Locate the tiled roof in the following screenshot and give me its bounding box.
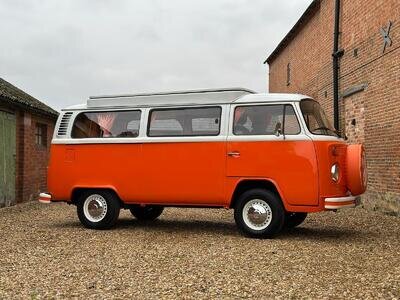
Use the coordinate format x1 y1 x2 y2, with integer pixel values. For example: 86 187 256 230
0 77 58 117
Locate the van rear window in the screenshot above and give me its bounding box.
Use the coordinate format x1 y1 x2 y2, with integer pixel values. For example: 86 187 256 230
71 110 141 138
148 107 221 137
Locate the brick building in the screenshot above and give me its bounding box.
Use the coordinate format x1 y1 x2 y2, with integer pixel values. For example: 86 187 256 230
265 0 400 213
0 78 58 207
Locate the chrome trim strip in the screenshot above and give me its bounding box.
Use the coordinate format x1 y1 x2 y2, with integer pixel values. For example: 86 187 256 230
325 203 356 209
39 193 51 199
51 136 228 144
39 199 51 204
52 135 312 144
325 196 358 203
39 193 52 204
227 135 310 142
324 195 361 210
308 135 344 141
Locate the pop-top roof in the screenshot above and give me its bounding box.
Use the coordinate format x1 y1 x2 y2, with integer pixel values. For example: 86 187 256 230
63 88 310 111
86 88 255 108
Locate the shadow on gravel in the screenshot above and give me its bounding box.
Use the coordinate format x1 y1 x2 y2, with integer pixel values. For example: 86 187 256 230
279 226 363 241
52 218 363 241
51 218 238 236
116 218 239 236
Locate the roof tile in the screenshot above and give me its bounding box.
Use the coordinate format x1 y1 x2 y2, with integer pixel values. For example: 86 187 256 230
0 78 58 117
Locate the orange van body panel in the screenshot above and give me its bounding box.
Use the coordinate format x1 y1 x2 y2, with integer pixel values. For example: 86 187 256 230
139 142 226 204
48 142 226 205
223 177 324 212
312 141 348 199
226 140 319 206
47 138 356 213
48 144 142 201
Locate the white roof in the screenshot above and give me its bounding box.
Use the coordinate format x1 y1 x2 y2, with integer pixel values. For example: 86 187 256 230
62 88 310 111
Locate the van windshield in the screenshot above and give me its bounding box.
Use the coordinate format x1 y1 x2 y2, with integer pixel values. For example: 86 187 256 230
300 99 339 137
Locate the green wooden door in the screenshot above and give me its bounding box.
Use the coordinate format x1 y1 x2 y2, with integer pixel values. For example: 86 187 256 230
0 111 16 207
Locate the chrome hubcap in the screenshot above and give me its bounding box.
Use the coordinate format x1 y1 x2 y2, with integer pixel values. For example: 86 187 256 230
243 199 272 230
83 194 108 222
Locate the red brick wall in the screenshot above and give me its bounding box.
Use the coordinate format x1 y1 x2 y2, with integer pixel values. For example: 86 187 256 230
268 0 400 212
1 103 55 205
18 111 55 203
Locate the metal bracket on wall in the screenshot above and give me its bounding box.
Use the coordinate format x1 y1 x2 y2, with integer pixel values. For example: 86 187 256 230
380 21 393 53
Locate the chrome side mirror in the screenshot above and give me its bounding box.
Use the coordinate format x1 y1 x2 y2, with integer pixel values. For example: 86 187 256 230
274 122 282 137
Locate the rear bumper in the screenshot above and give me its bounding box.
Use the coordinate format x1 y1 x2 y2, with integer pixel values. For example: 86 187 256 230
39 193 52 204
324 195 361 210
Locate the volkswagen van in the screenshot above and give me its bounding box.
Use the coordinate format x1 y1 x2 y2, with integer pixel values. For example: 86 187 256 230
39 88 367 238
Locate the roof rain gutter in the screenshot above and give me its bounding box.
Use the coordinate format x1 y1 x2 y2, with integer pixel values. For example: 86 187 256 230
332 0 344 130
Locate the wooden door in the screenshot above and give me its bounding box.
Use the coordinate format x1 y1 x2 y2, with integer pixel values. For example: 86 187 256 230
0 111 16 207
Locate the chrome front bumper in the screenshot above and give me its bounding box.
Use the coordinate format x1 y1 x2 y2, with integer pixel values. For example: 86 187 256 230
324 195 361 210
39 193 52 204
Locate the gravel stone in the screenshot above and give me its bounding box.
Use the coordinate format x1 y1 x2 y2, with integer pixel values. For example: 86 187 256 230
0 202 399 299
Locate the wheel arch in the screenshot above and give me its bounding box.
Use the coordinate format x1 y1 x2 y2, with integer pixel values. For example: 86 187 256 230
229 179 286 209
71 186 122 206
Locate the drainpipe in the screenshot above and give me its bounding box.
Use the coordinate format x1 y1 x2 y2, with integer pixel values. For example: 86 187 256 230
332 0 344 131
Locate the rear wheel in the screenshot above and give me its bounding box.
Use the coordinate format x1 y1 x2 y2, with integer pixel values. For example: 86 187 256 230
77 190 120 229
234 189 285 238
284 212 307 229
130 205 164 221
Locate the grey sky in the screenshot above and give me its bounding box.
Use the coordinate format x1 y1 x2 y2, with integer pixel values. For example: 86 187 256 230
0 0 312 110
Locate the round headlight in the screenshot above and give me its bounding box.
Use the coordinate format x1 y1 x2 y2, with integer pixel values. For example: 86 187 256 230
331 163 340 182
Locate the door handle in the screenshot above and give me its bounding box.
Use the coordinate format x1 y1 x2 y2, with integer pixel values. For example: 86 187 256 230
227 151 240 157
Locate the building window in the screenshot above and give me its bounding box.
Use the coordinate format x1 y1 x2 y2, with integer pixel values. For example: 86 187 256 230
286 63 291 86
35 123 47 146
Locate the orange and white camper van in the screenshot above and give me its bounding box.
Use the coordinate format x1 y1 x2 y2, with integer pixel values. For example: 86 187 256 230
39 88 367 238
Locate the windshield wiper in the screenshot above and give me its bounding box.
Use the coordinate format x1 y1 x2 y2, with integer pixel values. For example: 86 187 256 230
312 126 340 137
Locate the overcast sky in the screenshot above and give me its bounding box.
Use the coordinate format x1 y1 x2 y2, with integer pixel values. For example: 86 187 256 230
0 0 312 111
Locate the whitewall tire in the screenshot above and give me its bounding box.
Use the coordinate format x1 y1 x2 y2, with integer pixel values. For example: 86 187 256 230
234 189 285 238
77 190 120 229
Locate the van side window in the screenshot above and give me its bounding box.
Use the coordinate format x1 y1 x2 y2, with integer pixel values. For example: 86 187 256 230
233 105 300 135
71 110 141 138
284 105 301 135
148 107 221 137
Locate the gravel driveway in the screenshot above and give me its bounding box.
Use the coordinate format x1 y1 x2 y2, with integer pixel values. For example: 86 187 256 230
0 202 399 299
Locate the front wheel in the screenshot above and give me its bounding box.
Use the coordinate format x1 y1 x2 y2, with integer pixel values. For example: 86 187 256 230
130 205 164 221
234 189 285 239
77 190 120 229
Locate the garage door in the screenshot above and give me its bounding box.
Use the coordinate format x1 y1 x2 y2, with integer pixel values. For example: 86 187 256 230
0 111 16 207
